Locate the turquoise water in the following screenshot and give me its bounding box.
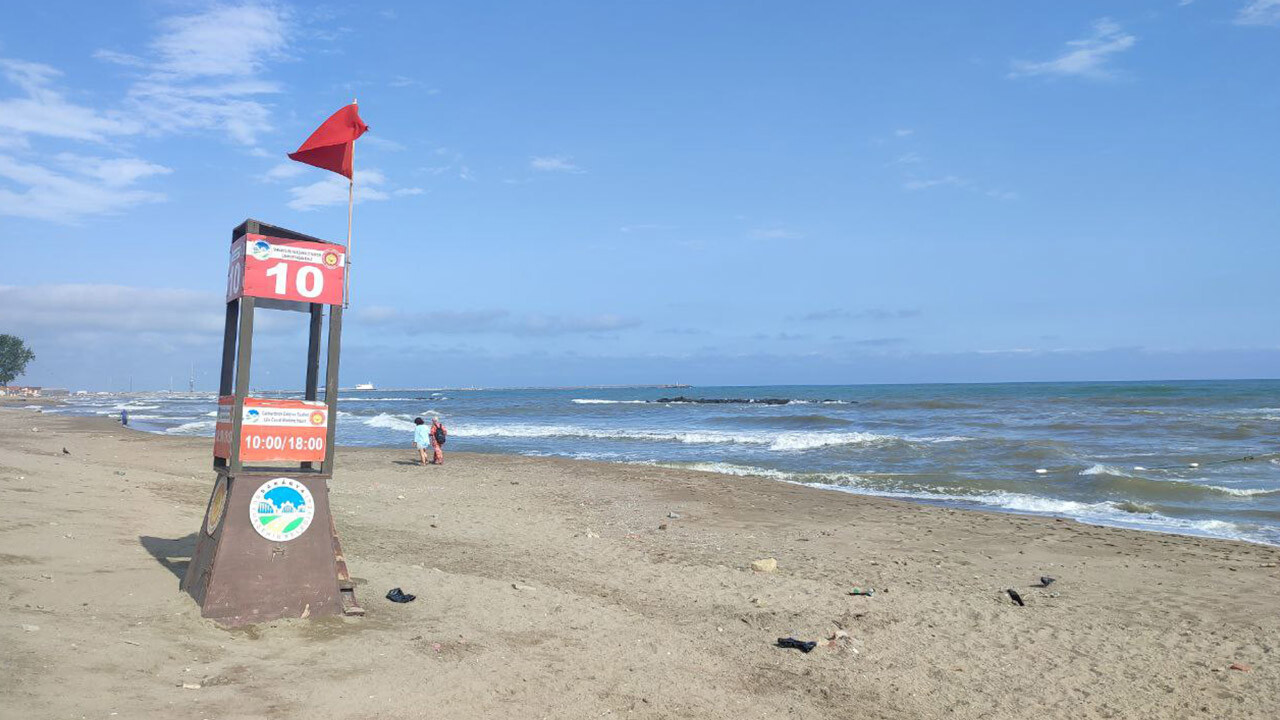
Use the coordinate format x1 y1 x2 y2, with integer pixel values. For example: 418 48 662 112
52 380 1280 545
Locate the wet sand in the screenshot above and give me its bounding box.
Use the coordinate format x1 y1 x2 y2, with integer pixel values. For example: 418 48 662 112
2 408 1278 719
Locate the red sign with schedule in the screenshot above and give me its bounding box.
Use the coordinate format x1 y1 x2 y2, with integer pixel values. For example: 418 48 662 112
213 396 329 463
227 233 346 306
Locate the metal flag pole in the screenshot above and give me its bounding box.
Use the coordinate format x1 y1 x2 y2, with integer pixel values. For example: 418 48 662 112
344 99 357 309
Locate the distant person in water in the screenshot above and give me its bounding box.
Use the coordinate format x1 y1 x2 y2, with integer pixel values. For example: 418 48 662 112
431 418 447 465
412 417 432 466
120 408 129 426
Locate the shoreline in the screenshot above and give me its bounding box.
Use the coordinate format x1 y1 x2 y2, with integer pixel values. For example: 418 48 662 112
22 398 1280 548
2 408 1278 718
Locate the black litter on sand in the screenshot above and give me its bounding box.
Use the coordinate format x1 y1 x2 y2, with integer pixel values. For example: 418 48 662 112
776 637 818 653
386 587 416 603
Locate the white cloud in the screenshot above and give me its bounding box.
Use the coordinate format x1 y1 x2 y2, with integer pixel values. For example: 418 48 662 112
361 134 407 152
287 168 420 210
894 128 914 137
1236 0 1280 25
264 161 306 181
3 4 290 148
0 4 294 223
359 306 641 336
0 284 225 335
95 3 292 146
750 227 803 240
0 59 141 142
150 4 290 78
0 154 169 223
530 155 585 173
53 153 172 187
903 175 968 191
1009 18 1136 79
0 284 296 383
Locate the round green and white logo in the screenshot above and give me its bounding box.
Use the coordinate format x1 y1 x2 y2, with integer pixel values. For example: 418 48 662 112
249 477 315 542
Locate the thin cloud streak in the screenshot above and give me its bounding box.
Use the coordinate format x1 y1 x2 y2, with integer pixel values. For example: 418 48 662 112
1009 18 1136 80
1235 0 1280 25
359 306 641 337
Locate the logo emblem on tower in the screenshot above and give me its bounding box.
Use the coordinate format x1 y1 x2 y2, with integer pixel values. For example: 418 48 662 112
250 239 272 261
249 478 315 542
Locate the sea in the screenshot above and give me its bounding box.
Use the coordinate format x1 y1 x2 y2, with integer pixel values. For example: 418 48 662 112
39 380 1280 546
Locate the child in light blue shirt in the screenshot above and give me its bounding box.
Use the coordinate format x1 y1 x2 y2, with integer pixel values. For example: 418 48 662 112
413 417 432 466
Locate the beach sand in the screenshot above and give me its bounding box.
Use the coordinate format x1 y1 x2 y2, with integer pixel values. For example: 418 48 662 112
2 409 1278 719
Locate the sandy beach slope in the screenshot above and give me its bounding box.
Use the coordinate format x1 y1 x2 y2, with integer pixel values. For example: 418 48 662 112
2 409 1278 719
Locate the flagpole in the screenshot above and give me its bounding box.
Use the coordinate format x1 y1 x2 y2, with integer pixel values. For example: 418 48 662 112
345 99 356 309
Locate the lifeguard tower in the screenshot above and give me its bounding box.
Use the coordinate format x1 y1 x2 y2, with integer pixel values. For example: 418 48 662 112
181 219 361 625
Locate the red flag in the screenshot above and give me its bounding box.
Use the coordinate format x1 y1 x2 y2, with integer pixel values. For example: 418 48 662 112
287 103 369 179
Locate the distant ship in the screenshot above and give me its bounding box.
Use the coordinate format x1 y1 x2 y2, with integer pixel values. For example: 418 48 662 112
354 382 375 390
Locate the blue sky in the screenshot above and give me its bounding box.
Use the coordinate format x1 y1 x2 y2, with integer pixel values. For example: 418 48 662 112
1 1 1277 390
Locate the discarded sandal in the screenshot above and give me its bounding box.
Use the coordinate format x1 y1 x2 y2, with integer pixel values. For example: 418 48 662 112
386 587 416 603
776 637 817 653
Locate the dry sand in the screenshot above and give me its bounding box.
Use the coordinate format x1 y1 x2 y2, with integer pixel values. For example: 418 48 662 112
2 408 1278 719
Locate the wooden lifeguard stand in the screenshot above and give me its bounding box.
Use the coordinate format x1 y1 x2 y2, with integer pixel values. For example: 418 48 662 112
181 219 362 625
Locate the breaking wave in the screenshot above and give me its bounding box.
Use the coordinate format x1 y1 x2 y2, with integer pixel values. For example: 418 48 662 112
163 420 217 435
642 461 1273 545
571 399 649 404
439 422 961 452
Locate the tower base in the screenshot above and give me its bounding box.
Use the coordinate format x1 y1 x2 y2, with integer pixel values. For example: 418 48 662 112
182 473 360 626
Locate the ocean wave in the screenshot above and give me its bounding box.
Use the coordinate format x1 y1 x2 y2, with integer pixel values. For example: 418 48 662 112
645 461 1274 545
163 420 217 435
802 481 1271 545
646 461 796 480
571 399 649 404
709 414 854 429
444 422 956 451
1203 485 1280 497
1080 463 1138 478
363 413 418 432
862 399 982 410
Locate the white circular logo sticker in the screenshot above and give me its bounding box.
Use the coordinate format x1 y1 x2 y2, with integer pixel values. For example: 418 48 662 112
249 477 315 542
249 239 272 261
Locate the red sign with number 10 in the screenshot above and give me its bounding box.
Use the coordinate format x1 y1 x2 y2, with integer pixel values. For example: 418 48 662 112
227 233 346 306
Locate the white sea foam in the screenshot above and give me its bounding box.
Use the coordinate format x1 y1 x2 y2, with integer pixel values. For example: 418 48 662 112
1080 463 1138 478
363 413 417 432
571 399 648 404
652 462 1274 546
443 422 949 451
802 481 1269 544
649 461 795 480
1203 485 1279 497
164 420 217 435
